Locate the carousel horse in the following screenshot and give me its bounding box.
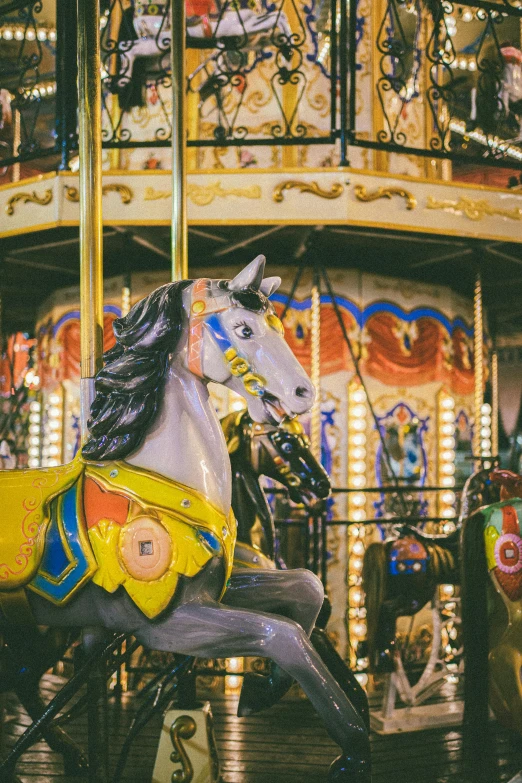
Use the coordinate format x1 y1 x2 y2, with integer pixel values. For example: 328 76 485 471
462 467 522 754
222 408 370 728
0 257 370 782
221 408 330 561
111 0 293 109
363 463 501 676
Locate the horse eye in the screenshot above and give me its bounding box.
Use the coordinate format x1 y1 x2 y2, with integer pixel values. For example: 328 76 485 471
282 442 293 453
235 324 253 339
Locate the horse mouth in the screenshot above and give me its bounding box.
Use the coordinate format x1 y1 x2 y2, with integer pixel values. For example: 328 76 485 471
262 392 287 425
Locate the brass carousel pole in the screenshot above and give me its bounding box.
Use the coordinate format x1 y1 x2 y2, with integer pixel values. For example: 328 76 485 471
491 349 499 458
170 0 188 281
310 272 321 462
77 0 104 439
473 272 484 467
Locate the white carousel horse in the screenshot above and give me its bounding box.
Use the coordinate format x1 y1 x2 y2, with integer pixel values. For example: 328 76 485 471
0 257 370 782
113 2 293 96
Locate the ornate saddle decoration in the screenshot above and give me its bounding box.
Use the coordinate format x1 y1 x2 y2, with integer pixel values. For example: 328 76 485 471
388 536 428 575
485 500 522 601
0 455 236 618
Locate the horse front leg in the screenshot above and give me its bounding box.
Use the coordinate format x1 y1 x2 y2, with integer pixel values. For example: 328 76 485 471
132 598 371 782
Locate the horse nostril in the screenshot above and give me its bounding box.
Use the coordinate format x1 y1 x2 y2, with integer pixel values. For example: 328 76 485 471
295 385 311 399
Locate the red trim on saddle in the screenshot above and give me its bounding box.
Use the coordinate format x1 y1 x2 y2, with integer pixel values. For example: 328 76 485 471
83 477 129 529
501 505 519 536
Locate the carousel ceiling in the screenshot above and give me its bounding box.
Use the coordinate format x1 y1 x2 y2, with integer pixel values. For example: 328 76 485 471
0 222 520 336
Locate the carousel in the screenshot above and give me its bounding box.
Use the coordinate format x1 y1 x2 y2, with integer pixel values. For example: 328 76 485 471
2 1 522 783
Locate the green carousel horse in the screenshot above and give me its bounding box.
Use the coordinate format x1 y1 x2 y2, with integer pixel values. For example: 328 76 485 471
0 257 370 782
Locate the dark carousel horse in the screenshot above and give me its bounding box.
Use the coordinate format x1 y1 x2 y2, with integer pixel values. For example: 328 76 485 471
221 408 370 728
363 463 501 675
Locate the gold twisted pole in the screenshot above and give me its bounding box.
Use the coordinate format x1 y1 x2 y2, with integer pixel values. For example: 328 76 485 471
491 349 499 457
77 0 104 438
310 281 321 461
170 0 188 281
473 273 484 465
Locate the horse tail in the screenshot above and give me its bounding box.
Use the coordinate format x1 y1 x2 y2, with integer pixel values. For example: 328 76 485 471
461 509 490 754
362 541 388 672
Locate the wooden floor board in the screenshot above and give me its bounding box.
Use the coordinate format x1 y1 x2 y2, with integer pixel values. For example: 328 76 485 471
2 674 522 782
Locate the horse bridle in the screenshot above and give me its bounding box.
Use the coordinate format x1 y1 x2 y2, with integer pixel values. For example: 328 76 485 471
245 416 307 489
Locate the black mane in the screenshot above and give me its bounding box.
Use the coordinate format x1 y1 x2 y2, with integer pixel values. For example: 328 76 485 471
82 280 192 461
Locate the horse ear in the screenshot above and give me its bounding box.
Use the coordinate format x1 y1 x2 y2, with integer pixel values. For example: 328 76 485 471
228 255 266 291
260 276 281 297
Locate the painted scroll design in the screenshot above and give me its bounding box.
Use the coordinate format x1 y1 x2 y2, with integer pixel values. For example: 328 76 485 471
6 188 53 215
426 195 522 222
354 184 417 210
273 179 344 203
64 184 133 204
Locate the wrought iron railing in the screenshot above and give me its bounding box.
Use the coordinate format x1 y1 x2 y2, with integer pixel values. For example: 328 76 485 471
2 0 522 175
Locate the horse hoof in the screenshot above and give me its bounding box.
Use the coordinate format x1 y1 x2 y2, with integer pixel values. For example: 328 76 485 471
328 754 372 782
237 673 274 717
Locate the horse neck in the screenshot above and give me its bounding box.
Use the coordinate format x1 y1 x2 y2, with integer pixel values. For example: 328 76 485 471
126 358 232 516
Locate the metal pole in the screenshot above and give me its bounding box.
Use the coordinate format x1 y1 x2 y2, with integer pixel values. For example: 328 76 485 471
310 272 322 462
491 350 499 457
56 0 78 171
473 273 484 465
339 0 348 166
77 0 104 438
170 0 188 281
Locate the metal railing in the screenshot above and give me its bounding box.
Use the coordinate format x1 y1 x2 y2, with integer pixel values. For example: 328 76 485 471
2 0 522 175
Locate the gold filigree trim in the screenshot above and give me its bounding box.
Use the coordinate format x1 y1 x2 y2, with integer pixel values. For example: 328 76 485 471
64 184 133 204
6 189 53 216
169 715 197 783
354 184 416 210
426 195 522 222
273 180 344 203
188 181 262 206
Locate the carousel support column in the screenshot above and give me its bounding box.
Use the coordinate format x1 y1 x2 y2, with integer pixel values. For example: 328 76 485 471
310 267 322 575
56 0 77 171
492 349 499 458
12 107 20 182
77 0 104 437
170 0 188 281
473 271 484 469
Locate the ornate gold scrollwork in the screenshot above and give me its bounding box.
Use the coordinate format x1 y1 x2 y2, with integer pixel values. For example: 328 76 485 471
354 184 417 210
6 188 53 216
187 181 262 206
426 195 522 222
64 184 133 204
273 179 344 203
169 715 197 783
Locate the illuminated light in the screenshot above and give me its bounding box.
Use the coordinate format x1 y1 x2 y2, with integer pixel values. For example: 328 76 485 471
352 541 365 556
47 459 59 467
352 461 365 474
29 425 40 435
351 475 366 489
25 371 35 384
442 397 455 409
3 29 13 40
30 401 41 412
14 29 24 40
351 509 366 522
441 424 454 435
355 673 369 687
442 437 455 449
49 406 61 418
25 28 36 40
441 584 454 597
37 29 47 40
350 433 366 446
442 463 455 475
352 558 363 571
49 420 61 431
443 521 456 534
468 59 477 71
29 413 40 424
29 436 40 446
480 415 491 426
351 389 366 403
352 404 367 419
227 658 242 673
352 493 366 507
441 410 455 423
28 458 39 468
442 476 455 487
351 621 366 637
481 439 491 451
351 419 366 432
351 589 363 603
441 450 455 462
226 675 241 689
49 393 61 405
352 447 366 460
481 403 492 415
33 376 40 386
49 433 60 443
48 29 57 41
231 400 245 411
480 426 491 438
49 445 60 457
442 507 456 517
458 57 467 68
28 447 39 457
462 8 473 20
442 491 455 505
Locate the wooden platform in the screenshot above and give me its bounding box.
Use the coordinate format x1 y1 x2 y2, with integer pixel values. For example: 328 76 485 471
4 675 522 783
